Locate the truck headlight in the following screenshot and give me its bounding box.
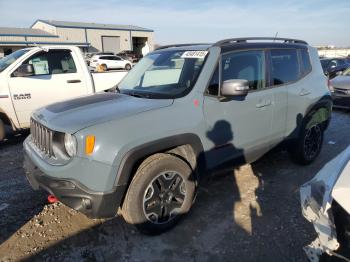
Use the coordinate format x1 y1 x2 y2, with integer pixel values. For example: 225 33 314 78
64 133 77 157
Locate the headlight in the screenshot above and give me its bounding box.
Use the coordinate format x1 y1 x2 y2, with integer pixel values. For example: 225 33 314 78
64 133 77 157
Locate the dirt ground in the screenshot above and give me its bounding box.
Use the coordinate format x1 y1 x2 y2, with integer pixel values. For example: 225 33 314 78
0 111 349 262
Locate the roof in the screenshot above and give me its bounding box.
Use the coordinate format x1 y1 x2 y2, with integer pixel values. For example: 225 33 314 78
35 20 154 32
0 27 58 38
155 44 212 51
155 38 309 52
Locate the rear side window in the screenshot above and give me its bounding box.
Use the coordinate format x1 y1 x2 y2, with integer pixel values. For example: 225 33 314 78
299 49 312 76
26 50 77 75
270 49 299 85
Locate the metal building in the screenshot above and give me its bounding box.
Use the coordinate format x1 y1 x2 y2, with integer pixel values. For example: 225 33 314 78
0 20 154 57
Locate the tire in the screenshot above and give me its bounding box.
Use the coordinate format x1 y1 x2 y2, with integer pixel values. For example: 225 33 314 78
122 153 196 235
0 119 5 141
125 64 131 70
289 114 324 165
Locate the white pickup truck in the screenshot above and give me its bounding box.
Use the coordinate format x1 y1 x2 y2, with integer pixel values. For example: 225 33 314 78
0 46 127 141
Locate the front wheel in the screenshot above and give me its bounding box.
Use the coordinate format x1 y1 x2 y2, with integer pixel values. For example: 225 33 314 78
122 153 196 235
125 64 131 70
289 117 324 165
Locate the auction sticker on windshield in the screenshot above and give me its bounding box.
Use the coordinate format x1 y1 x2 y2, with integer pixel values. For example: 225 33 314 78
181 51 208 59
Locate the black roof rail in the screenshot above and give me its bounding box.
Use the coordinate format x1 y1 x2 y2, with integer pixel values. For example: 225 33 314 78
155 43 211 50
213 37 308 46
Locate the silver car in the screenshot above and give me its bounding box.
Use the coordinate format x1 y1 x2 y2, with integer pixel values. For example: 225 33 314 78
330 67 350 108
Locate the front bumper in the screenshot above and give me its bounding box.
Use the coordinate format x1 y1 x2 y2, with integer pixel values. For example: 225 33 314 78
23 154 126 219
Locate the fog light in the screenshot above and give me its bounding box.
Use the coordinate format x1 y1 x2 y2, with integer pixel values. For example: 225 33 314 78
82 198 92 209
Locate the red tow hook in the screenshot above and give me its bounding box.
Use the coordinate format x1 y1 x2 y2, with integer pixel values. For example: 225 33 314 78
48 195 58 204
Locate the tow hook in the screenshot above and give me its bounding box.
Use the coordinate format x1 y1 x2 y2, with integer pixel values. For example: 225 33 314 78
47 195 58 204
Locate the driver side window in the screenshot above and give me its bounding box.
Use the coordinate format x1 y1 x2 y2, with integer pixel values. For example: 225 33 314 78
221 50 265 90
25 50 77 76
27 53 49 75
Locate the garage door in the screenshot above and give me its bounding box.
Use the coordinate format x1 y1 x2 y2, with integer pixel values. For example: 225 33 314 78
102 36 120 54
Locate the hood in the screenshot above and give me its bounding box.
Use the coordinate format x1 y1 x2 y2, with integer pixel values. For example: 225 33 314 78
32 92 173 133
330 75 350 89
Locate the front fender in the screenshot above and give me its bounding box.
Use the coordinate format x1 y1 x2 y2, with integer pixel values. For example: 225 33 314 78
113 133 205 187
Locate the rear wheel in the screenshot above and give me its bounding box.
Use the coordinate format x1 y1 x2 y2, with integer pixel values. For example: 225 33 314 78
0 119 5 141
289 115 324 165
122 153 196 235
125 64 131 70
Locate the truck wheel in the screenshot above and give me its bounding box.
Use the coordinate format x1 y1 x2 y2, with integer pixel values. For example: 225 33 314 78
125 64 131 70
122 153 196 235
289 115 324 165
0 119 5 141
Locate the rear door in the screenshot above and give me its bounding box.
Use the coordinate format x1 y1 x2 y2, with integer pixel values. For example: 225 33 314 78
273 48 312 137
8 49 88 127
203 49 275 168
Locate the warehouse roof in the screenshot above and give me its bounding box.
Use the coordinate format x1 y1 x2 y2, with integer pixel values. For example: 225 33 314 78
0 27 58 37
35 20 154 32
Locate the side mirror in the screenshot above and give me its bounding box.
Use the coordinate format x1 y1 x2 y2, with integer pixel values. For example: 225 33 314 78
221 79 249 96
13 64 34 77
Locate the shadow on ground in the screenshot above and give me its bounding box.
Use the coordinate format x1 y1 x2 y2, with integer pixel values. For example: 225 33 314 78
0 111 349 261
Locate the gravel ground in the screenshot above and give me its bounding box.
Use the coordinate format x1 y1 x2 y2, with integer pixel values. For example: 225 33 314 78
0 111 349 262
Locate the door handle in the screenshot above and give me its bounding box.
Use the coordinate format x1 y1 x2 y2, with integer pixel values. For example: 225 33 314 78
299 89 311 96
256 100 266 108
264 99 272 106
67 79 81 83
256 99 272 108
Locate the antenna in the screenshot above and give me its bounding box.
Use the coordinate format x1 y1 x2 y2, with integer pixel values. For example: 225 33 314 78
273 32 278 42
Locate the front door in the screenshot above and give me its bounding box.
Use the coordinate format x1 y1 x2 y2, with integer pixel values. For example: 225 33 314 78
203 49 275 169
8 49 88 128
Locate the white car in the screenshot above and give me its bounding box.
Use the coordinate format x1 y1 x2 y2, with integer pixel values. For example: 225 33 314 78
90 55 132 71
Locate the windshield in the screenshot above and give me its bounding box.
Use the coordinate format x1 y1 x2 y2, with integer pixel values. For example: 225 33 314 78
0 49 30 73
118 50 208 99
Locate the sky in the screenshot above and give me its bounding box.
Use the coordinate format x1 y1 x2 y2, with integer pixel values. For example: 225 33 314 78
0 0 349 47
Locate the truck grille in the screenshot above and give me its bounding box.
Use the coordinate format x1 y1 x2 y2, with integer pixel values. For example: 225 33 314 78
30 118 54 157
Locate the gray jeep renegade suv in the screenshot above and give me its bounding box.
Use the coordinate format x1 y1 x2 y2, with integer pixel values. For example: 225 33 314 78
24 37 332 234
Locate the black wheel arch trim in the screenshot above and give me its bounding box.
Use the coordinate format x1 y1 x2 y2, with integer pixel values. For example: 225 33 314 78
304 94 332 130
304 94 332 119
286 95 332 141
114 133 206 188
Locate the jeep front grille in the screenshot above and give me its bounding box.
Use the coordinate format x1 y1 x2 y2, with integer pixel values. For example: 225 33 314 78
30 118 54 157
